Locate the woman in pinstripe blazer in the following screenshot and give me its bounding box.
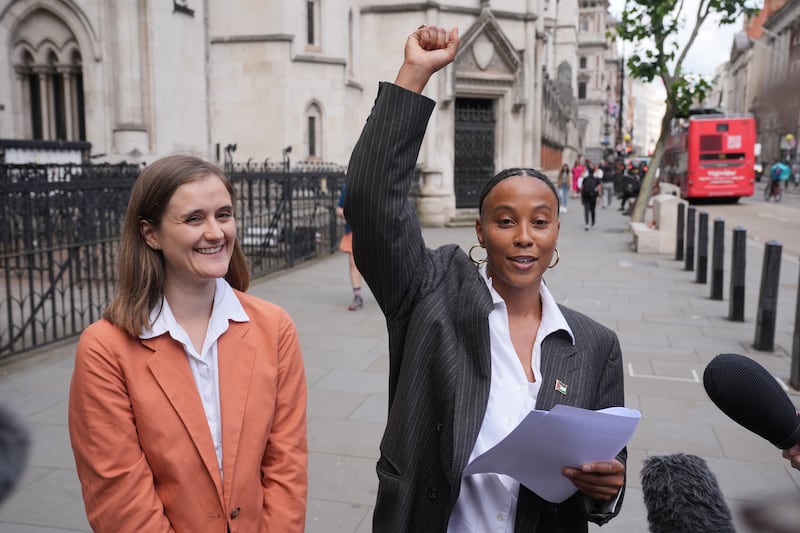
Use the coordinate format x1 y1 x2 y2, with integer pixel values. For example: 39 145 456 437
345 26 626 533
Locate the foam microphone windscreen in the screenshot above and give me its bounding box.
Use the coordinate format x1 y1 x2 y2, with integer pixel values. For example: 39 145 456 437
703 353 800 449
640 453 734 533
0 404 30 505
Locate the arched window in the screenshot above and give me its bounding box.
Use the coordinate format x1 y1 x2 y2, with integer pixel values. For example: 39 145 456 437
11 9 86 141
306 102 322 160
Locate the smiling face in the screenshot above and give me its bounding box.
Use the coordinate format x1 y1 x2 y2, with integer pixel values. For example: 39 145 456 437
141 174 236 292
476 175 560 301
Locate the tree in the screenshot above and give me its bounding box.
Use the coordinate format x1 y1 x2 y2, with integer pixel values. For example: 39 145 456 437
613 0 759 222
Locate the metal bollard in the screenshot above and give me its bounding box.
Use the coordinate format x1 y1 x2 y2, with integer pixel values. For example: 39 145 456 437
676 202 685 261
753 240 782 351
792 266 800 389
684 205 696 272
696 211 709 284
728 227 746 322
710 218 724 300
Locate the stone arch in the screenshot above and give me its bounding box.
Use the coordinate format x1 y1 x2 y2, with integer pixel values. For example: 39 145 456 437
1 0 100 61
6 4 88 141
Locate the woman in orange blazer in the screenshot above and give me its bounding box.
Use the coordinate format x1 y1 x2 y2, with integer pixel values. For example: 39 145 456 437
68 155 307 533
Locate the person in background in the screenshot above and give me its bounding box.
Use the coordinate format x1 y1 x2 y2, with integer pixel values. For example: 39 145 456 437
69 155 308 533
345 25 626 533
571 159 585 199
580 165 602 230
618 172 640 214
336 185 364 310
766 160 789 200
556 163 571 213
601 162 615 209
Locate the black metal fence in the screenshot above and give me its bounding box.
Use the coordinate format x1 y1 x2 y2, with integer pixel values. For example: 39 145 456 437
0 161 346 359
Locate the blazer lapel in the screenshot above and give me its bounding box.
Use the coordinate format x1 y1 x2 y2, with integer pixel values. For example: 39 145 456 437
536 332 579 410
145 337 224 497
217 321 256 502
450 275 493 485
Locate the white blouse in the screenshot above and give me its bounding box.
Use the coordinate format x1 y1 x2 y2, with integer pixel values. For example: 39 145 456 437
447 265 574 533
140 278 250 480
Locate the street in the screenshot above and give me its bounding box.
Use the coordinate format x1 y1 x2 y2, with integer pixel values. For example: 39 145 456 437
681 185 800 259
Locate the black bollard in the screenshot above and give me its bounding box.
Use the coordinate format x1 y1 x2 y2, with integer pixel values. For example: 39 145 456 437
791 266 800 389
696 211 709 284
753 240 782 351
684 205 696 272
728 227 746 322
710 218 724 300
676 202 685 261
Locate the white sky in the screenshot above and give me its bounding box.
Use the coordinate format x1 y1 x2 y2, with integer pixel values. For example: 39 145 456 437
608 0 745 77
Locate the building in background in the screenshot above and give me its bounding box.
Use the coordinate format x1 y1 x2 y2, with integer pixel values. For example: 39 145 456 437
705 0 797 166
576 0 621 164
1 0 624 225
627 79 665 157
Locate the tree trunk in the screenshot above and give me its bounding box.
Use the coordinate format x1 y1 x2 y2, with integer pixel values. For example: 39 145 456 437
631 102 676 222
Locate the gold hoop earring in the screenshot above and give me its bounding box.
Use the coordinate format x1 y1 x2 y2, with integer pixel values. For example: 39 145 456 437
468 243 487 266
548 248 560 269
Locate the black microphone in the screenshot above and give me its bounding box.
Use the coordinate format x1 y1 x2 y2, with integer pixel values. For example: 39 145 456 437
0 405 30 505
640 453 735 533
703 352 800 449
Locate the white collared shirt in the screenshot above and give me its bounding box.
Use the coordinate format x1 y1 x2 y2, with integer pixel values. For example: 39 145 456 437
140 278 250 479
447 265 574 533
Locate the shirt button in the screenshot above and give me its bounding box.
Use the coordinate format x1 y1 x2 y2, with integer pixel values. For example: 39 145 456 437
427 488 437 500
230 507 241 519
497 511 507 521
435 421 443 432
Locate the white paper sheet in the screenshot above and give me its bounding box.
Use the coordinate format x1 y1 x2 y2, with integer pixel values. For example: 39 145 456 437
462 405 641 503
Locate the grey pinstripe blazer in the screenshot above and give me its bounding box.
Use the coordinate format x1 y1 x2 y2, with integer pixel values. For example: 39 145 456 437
346 82 626 533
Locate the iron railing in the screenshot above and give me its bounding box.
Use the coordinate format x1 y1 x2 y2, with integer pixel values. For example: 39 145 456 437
0 161 346 359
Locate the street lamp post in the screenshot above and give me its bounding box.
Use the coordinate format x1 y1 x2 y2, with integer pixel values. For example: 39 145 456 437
282 145 292 172
603 85 612 159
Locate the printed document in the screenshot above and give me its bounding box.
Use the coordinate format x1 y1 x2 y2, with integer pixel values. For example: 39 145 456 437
463 405 641 503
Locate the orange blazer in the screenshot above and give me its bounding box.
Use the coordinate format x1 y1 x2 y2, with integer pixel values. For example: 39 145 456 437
68 290 307 533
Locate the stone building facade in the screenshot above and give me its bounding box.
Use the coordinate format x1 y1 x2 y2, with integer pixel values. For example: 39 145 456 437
707 0 798 166
576 0 620 164
0 0 618 225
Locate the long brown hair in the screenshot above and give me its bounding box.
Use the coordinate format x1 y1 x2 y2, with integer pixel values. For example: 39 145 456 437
104 155 250 337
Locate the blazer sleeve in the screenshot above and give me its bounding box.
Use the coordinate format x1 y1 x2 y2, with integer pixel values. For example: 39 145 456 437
583 332 627 525
345 82 436 320
261 310 308 532
68 324 175 533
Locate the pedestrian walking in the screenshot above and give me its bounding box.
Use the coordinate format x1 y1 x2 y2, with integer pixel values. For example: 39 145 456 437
580 166 602 230
571 159 585 199
601 163 615 208
336 185 364 310
556 163 571 212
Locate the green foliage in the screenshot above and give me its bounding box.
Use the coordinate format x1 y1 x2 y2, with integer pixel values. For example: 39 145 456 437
614 0 759 222
614 0 759 85
670 76 713 116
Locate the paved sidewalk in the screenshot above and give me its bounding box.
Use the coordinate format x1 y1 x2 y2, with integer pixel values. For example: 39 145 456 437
0 201 798 532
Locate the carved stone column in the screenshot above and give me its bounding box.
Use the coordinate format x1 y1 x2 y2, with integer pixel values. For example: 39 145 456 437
58 67 74 141
110 0 149 155
33 66 53 140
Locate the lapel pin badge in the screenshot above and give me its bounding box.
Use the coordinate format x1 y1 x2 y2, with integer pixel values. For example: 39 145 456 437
555 379 568 395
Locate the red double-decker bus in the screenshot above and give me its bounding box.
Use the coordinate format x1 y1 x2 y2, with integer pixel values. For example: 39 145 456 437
660 111 756 201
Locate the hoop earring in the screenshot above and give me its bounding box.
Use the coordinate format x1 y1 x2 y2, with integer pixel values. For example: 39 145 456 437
548 248 560 269
469 243 487 266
